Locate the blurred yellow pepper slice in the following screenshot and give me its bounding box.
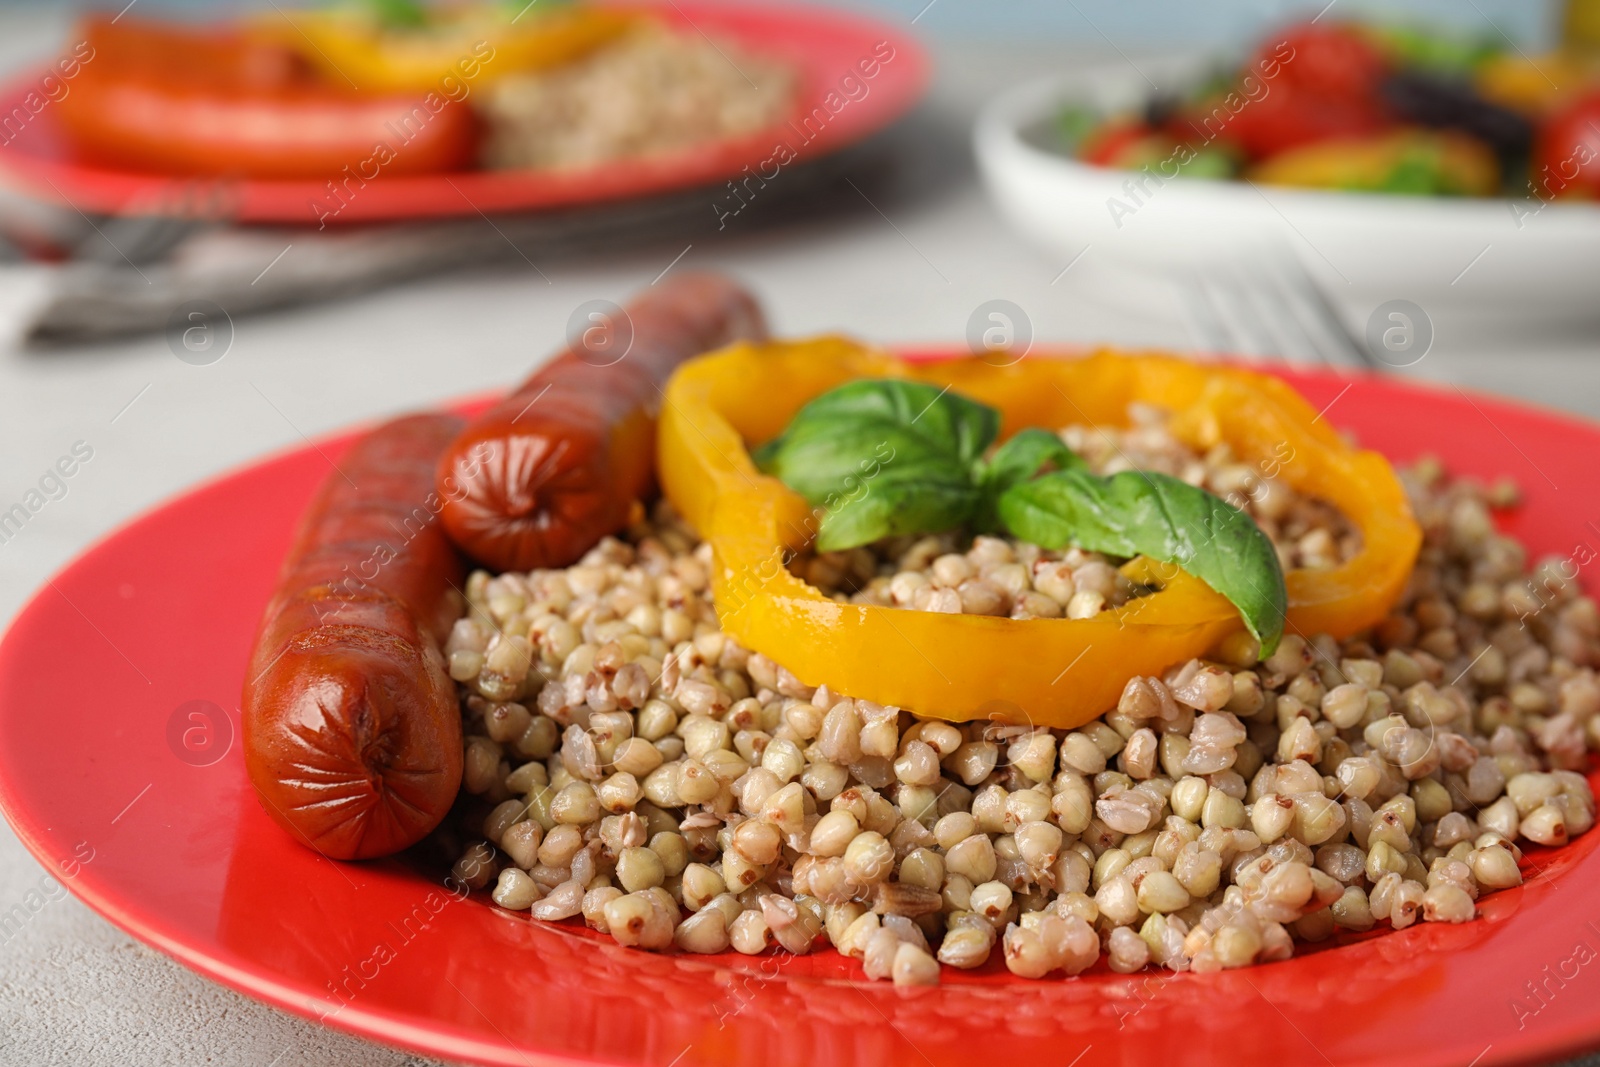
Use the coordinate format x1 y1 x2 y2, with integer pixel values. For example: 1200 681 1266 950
659 339 1421 728
253 4 637 94
1476 50 1600 117
1249 130 1499 196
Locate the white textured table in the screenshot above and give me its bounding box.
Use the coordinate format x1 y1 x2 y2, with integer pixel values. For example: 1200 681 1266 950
3 13 1600 1067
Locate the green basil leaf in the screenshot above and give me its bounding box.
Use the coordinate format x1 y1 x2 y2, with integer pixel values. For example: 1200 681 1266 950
975 428 1085 531
753 380 1000 550
363 0 428 28
816 477 981 553
981 428 1085 490
998 468 1287 654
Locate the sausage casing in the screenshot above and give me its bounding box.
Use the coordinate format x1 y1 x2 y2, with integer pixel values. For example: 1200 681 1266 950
57 16 479 180
243 413 470 860
435 272 766 571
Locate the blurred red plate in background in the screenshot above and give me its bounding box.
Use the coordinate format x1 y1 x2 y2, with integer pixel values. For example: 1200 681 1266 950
0 1 927 224
4 355 1600 1067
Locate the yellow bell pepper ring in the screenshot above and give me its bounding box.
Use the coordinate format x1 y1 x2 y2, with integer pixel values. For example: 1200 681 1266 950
659 339 1422 729
252 5 638 95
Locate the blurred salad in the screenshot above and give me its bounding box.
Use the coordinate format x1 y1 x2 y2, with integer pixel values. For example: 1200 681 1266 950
1058 9 1600 201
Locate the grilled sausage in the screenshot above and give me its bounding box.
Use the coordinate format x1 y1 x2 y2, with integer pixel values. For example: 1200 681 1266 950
435 272 766 571
57 16 479 181
243 413 475 860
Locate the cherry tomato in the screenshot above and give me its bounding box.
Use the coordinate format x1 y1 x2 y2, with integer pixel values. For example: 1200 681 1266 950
1191 79 1390 161
1264 22 1391 101
1533 89 1600 199
1077 119 1155 167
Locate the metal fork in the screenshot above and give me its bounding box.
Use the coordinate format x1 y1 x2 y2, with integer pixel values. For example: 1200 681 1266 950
1178 245 1380 370
67 177 242 268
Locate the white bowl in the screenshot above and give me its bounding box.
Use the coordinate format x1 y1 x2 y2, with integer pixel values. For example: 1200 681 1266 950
973 63 1600 310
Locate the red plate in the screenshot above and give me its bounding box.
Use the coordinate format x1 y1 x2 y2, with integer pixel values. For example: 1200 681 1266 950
3 356 1600 1067
0 1 927 224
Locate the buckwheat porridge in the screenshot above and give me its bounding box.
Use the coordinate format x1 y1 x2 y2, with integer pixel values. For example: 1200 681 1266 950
439 409 1599 985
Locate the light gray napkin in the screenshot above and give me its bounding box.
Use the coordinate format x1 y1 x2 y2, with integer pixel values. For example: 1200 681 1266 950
11 142 880 345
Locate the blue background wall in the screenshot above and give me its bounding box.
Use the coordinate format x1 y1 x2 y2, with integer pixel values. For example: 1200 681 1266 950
842 0 1549 46
20 0 1555 45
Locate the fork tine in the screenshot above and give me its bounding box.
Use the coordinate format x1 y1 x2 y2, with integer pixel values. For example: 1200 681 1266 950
1208 261 1283 360
92 214 203 264
1267 248 1378 370
1178 268 1235 357
1240 255 1325 365
1228 255 1318 364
